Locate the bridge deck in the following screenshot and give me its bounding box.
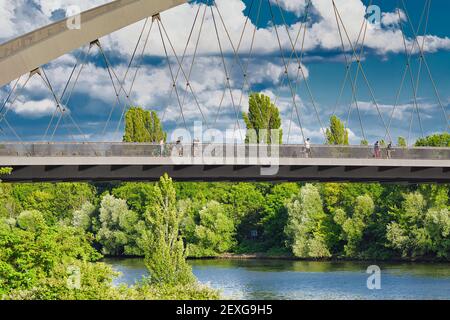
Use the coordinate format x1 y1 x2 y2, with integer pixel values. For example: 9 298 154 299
0 143 448 183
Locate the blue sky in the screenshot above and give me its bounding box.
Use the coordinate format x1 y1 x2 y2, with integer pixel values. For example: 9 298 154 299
0 0 449 145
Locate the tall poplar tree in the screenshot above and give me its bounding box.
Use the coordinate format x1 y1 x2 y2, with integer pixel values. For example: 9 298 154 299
142 174 194 285
123 107 166 143
325 115 349 145
243 93 282 144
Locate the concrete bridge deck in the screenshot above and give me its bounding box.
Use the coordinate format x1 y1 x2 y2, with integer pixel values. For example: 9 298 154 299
0 143 448 183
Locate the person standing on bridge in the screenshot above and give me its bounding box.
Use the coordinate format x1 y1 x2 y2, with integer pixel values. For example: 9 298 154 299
159 139 165 157
386 142 393 159
305 138 311 158
374 141 381 158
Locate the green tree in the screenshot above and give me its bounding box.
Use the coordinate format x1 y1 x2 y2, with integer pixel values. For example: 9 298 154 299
188 201 236 257
386 191 450 259
260 183 300 249
243 93 282 144
397 136 407 147
326 115 349 145
424 207 450 258
112 183 155 216
0 215 111 299
333 195 375 257
0 167 12 182
285 184 331 258
224 183 265 245
72 202 96 231
11 183 95 225
415 133 450 147
16 210 46 232
123 107 167 143
96 194 142 256
142 174 194 285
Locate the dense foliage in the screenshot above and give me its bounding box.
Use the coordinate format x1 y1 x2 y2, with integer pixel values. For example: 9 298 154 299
1 178 448 263
142 174 194 285
243 93 282 144
123 107 167 143
326 115 349 145
0 179 218 300
415 133 450 147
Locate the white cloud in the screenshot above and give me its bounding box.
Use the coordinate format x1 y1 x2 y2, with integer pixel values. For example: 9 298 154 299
0 0 16 39
270 0 308 17
382 9 406 27
10 97 58 118
3 0 450 57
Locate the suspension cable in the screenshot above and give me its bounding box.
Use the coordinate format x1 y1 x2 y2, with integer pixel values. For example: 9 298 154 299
213 0 258 131
210 3 244 140
414 0 431 136
385 0 429 143
275 0 326 142
332 0 370 143
162 5 202 124
159 17 209 130
102 18 150 137
334 0 393 143
175 5 210 129
213 0 256 130
407 0 430 142
41 68 79 142
401 0 449 132
40 68 91 143
3 117 23 142
0 77 21 117
267 0 306 144
157 18 188 132
288 0 312 144
169 8 210 130
331 0 369 118
114 19 156 140
45 45 91 140
265 0 312 143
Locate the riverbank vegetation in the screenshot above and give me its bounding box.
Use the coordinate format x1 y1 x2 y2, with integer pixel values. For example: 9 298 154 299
1 156 449 264
0 175 219 300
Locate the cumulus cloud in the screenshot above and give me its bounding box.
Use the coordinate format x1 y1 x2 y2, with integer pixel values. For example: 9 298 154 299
9 97 59 118
270 0 308 17
3 0 450 56
381 9 406 27
0 0 16 39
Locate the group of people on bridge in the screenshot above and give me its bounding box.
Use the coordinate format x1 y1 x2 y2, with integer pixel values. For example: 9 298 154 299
154 137 395 160
373 141 393 159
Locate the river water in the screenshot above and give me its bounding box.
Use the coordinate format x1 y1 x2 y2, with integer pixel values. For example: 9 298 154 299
104 258 450 300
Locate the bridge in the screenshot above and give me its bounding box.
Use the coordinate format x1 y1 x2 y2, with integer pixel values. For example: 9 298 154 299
0 0 449 183
0 143 448 183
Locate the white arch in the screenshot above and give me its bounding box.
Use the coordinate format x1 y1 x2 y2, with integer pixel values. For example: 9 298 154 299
0 0 187 87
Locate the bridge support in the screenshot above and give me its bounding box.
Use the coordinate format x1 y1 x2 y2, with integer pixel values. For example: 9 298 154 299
2 164 449 184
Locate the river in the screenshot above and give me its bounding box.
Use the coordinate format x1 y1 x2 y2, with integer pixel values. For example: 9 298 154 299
104 258 450 300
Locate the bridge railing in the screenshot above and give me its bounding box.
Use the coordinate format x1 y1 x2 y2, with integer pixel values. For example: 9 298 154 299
0 142 449 160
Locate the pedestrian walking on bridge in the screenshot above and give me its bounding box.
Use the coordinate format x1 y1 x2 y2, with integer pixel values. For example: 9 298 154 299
386 142 393 159
374 141 381 158
305 138 311 158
